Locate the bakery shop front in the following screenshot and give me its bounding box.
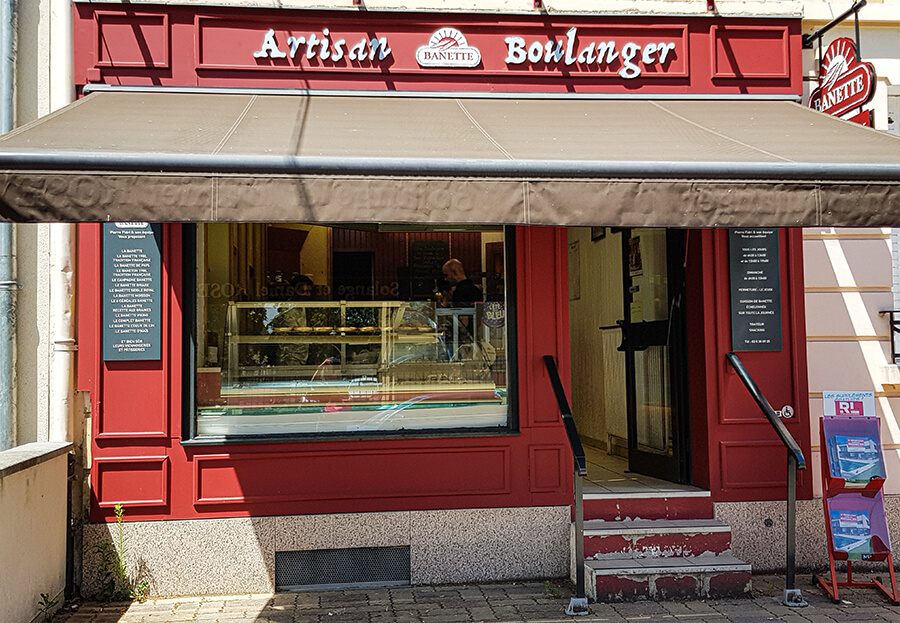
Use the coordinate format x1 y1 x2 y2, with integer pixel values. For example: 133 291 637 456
1 3 899 597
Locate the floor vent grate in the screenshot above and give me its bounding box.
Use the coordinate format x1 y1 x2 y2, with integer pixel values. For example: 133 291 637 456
275 546 411 590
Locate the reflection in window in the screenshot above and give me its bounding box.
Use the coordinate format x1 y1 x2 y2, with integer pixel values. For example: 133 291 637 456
195 224 510 436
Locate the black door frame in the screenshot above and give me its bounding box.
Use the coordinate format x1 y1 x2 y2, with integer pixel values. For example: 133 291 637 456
619 228 691 484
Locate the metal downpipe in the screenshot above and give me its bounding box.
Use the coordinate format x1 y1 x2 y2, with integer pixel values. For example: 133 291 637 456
0 0 15 452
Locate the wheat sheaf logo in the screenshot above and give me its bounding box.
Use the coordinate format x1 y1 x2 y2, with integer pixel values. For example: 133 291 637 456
415 28 482 68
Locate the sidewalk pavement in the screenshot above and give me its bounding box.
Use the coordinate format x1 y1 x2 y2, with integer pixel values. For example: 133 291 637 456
53 574 900 623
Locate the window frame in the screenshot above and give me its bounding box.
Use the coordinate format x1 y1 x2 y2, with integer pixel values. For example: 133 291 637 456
180 223 519 445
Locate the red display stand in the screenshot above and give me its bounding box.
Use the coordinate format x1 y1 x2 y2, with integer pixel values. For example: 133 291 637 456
815 416 899 604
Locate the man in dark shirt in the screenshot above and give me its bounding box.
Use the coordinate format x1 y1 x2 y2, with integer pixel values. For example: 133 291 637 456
442 258 484 307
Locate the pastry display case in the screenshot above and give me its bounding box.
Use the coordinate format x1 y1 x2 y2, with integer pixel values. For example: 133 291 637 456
218 301 502 407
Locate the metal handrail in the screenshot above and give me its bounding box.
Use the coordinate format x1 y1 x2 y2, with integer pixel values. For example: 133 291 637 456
726 352 807 607
543 355 588 615
543 355 588 477
726 353 804 469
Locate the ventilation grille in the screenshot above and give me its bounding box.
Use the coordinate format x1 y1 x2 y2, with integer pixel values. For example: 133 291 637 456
275 546 411 590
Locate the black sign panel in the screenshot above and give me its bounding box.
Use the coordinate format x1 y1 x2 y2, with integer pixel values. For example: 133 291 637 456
409 240 449 297
729 229 782 352
103 223 163 361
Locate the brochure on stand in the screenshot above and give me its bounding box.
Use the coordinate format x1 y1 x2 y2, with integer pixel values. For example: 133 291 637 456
830 509 873 556
828 435 884 483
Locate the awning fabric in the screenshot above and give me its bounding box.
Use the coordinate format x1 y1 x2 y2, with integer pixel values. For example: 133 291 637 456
0 88 898 226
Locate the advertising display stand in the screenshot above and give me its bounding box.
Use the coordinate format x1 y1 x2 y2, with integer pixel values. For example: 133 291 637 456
815 416 899 604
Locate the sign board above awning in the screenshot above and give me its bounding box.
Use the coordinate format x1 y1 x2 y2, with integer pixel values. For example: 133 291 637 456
0 88 897 226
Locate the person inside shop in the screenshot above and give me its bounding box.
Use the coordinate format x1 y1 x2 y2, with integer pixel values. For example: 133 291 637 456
439 258 484 360
442 258 484 308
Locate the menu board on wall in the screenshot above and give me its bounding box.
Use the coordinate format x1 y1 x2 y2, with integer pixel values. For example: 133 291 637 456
409 240 449 298
728 228 782 351
103 223 163 361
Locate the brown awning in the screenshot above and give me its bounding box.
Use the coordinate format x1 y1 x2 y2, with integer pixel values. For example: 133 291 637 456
0 87 897 226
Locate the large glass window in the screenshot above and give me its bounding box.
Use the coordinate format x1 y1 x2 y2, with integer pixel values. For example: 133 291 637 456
193 224 512 437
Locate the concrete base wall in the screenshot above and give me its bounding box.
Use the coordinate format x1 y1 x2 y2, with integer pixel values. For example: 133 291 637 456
82 506 570 598
0 444 70 623
716 498 900 573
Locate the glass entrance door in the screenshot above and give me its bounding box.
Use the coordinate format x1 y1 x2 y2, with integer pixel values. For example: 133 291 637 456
619 229 690 483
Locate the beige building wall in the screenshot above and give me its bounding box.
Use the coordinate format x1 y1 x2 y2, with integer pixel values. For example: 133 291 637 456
10 0 66 448
0 445 70 623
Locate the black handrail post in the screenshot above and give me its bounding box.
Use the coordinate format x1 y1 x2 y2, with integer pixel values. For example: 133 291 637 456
726 352 807 607
542 355 589 616
787 453 798 594
574 468 585 603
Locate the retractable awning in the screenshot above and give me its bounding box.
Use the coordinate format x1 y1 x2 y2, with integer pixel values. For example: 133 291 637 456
0 87 898 226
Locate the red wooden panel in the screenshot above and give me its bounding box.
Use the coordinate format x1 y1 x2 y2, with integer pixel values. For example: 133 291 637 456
699 228 812 502
98 362 168 437
519 227 570 428
94 456 169 507
529 445 563 492
719 441 786 489
96 12 169 68
710 25 790 79
194 447 510 505
96 225 176 439
77 224 101 394
75 6 803 96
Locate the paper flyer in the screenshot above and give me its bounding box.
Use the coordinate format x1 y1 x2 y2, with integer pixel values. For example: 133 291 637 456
830 510 872 556
829 435 884 483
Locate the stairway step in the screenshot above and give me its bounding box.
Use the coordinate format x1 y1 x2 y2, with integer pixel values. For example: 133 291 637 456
584 518 732 560
586 554 752 601
583 491 713 521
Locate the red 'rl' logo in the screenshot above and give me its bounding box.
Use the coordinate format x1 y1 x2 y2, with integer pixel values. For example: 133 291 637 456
836 400 864 415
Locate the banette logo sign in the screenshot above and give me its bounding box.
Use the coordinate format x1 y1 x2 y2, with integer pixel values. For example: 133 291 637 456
809 37 875 118
416 28 482 68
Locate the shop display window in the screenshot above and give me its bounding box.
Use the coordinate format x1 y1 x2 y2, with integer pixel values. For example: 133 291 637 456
191 224 513 438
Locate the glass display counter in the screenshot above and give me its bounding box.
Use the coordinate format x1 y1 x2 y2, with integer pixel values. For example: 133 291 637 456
194 301 507 435
224 300 446 385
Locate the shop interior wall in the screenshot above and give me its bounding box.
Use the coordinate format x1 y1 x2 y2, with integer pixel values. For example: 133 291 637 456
567 228 626 454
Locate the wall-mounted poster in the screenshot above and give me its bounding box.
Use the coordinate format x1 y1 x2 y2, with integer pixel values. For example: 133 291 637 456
628 235 643 277
568 240 580 301
728 228 782 351
103 223 163 361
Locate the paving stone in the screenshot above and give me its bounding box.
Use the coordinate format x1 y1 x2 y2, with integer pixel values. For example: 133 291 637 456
419 613 471 623
465 605 499 620
53 577 900 623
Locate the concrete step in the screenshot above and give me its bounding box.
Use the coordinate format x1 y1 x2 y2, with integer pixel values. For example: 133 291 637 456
586 554 752 601
583 490 713 521
584 518 733 560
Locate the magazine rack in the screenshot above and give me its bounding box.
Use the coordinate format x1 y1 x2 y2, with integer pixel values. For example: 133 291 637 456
815 416 899 604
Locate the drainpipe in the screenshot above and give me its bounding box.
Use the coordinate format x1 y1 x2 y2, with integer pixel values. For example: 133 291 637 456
49 0 75 443
0 0 16 452
49 0 78 601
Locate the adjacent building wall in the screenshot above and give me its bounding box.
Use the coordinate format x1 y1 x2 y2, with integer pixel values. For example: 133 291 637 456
801 3 900 497
0 443 70 623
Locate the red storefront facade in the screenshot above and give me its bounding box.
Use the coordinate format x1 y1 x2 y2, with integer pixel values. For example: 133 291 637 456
71 3 813 596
